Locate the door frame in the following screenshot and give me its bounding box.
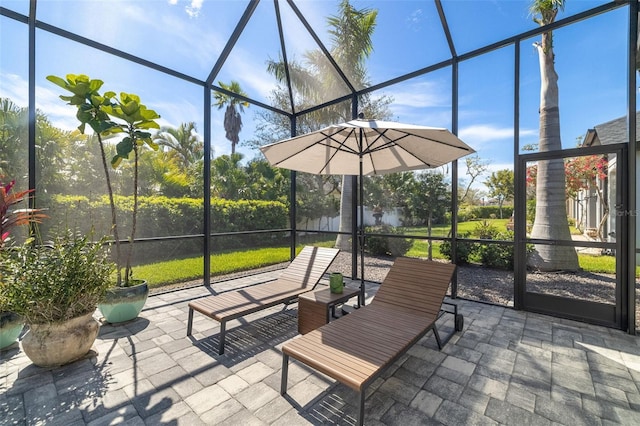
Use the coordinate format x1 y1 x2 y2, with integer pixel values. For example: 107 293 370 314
515 143 629 329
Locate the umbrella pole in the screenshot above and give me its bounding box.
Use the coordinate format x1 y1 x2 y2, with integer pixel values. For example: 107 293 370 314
359 154 365 306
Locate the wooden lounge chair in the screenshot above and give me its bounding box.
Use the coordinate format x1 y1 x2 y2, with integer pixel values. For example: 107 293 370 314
280 257 461 426
187 246 339 355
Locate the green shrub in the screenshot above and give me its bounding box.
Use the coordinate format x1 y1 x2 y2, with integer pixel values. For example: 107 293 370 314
365 225 413 257
473 220 499 239
477 240 515 270
526 199 536 223
438 232 476 264
475 230 535 270
439 228 534 270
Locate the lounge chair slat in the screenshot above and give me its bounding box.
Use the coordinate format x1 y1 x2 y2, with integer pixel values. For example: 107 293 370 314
187 246 339 354
283 342 373 389
281 257 459 425
285 308 432 368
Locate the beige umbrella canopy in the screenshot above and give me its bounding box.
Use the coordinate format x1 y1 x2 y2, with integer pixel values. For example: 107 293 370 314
260 118 475 176
260 118 475 302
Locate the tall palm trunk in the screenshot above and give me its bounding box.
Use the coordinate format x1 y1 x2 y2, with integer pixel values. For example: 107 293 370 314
335 175 353 250
528 28 579 271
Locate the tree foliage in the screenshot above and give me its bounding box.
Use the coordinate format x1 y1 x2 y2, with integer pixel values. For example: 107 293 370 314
564 154 609 240
255 0 392 251
460 155 490 204
485 169 514 219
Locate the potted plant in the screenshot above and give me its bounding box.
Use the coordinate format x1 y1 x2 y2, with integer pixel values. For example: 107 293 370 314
2 231 113 367
47 74 161 323
0 180 45 350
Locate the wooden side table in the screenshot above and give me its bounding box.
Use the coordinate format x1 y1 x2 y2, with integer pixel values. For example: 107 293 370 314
298 287 361 335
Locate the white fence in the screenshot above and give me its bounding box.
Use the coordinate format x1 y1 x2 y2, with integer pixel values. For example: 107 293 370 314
296 207 403 231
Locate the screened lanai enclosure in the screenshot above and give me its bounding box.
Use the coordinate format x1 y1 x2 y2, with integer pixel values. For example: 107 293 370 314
1 0 638 333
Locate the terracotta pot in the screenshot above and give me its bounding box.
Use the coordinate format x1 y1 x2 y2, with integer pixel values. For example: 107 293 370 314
99 280 148 324
22 312 99 367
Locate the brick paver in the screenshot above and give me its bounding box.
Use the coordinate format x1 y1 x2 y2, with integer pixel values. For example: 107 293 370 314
1 271 639 425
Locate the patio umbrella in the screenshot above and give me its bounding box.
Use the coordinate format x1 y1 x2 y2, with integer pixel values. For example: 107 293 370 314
260 118 475 303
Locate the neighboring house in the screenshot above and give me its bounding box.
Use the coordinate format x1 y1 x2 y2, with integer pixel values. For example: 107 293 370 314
571 112 640 243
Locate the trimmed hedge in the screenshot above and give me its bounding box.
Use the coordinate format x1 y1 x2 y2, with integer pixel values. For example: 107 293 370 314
42 195 288 263
458 205 513 221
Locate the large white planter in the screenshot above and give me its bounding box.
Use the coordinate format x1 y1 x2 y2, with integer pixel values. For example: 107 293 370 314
22 312 99 367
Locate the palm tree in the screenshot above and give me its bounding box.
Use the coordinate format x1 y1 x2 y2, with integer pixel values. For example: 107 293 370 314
153 122 203 169
267 1 385 251
211 153 247 199
0 98 28 185
328 1 379 251
213 81 249 155
152 122 206 197
528 0 579 271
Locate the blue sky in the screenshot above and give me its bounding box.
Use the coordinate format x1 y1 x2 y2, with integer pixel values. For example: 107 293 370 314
0 0 632 188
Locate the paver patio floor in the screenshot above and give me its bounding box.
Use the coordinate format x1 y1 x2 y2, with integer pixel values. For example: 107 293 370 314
2 271 639 425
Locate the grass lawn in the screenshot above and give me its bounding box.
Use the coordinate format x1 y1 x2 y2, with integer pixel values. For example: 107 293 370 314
406 240 446 260
134 246 293 288
132 222 638 288
400 219 510 237
135 240 338 288
578 252 640 276
578 253 615 274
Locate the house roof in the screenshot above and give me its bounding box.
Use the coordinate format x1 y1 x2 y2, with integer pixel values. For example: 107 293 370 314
583 111 640 146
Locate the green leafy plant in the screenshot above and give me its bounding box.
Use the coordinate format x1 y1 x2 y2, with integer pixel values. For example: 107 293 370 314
47 74 160 287
476 231 535 270
474 220 499 239
365 225 413 257
438 232 476 265
477 240 515 270
2 231 113 324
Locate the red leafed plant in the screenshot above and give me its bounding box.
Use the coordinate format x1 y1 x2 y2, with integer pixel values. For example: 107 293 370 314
564 155 608 199
0 180 47 249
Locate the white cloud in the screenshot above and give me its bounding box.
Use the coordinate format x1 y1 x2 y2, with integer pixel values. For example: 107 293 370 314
166 0 202 18
152 99 202 130
282 1 332 50
0 72 90 131
458 160 514 191
36 84 81 132
485 162 514 174
459 124 536 146
221 50 278 100
406 8 424 32
0 72 204 137
119 1 223 73
386 80 450 109
186 0 203 18
0 74 28 107
389 106 452 129
459 124 513 143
